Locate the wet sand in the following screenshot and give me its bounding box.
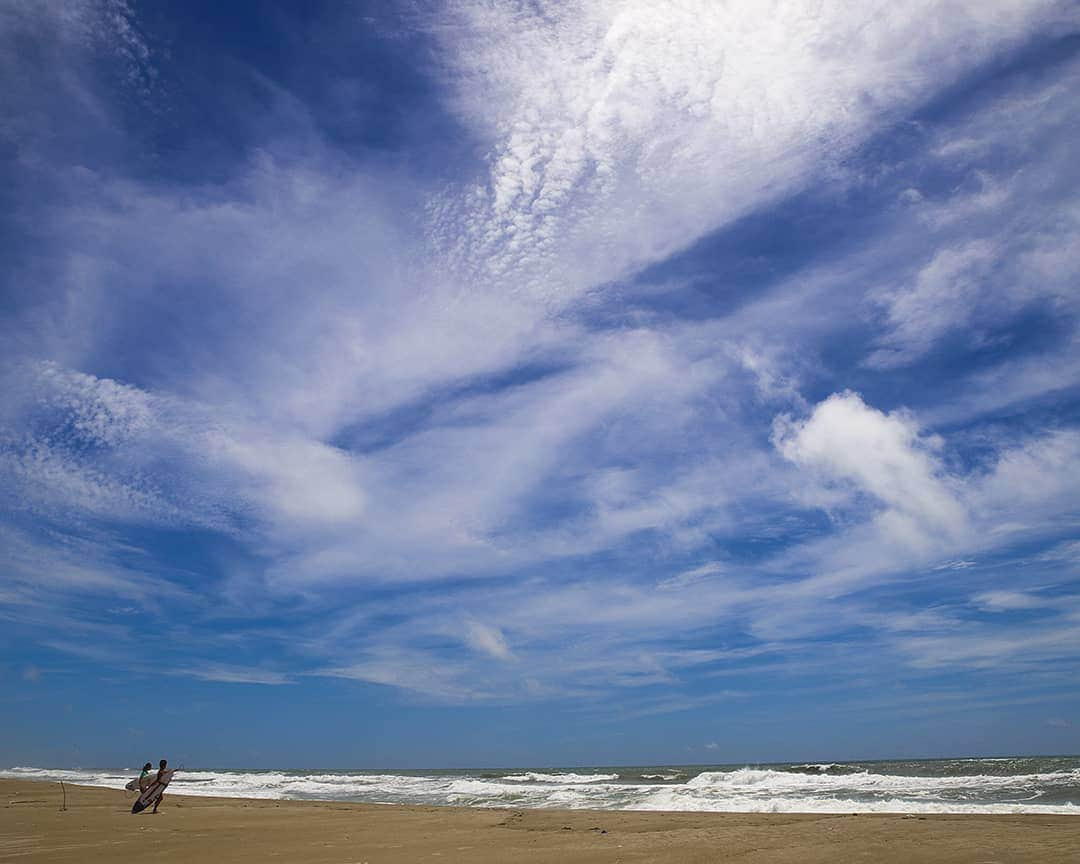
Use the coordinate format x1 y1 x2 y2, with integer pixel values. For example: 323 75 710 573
2 779 1077 863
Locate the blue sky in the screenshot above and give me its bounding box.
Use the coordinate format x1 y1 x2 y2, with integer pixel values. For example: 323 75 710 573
2 1 1079 770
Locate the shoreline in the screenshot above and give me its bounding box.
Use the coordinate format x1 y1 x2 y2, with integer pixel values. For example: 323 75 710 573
5 779 1080 863
6 759 1079 816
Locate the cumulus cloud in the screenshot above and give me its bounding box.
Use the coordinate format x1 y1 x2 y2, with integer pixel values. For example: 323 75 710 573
757 387 1080 648
774 391 967 545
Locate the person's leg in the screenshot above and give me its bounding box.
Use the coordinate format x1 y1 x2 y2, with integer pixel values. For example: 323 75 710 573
152 793 163 813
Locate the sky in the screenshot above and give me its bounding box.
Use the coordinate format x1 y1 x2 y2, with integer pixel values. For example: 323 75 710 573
1 0 1079 770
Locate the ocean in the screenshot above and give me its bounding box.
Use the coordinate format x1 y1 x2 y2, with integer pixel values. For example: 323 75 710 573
4 757 1079 814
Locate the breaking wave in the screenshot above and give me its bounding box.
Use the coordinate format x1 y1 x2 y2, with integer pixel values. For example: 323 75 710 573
4 757 1079 815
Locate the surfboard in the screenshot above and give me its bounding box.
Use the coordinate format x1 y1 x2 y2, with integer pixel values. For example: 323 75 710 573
131 770 175 814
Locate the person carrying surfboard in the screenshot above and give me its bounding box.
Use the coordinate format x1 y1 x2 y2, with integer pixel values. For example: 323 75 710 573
131 758 178 814
123 762 154 794
152 759 168 813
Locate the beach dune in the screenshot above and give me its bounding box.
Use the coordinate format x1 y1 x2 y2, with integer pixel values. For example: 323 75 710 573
2 779 1078 863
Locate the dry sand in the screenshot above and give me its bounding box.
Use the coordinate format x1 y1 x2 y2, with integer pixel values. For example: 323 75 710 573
2 779 1078 863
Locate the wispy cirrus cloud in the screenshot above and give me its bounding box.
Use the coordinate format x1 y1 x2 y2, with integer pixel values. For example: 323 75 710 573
429 0 1071 296
173 665 293 686
1 0 1078 749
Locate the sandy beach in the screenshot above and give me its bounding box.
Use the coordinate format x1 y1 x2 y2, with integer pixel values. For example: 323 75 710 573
2 779 1077 863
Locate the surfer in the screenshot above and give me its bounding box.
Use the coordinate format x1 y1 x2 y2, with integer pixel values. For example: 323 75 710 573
130 759 176 815
124 762 155 794
152 759 168 813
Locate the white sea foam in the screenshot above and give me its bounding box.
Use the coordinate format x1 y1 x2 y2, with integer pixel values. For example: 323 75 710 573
3 764 1078 814
502 772 619 783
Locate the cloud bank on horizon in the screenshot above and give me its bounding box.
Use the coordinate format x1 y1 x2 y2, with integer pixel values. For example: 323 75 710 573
1 0 1079 762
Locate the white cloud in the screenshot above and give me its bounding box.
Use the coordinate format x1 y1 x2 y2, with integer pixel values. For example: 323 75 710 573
0 523 191 603
1037 540 1080 564
1 0 158 145
866 240 997 368
759 392 1080 622
431 0 1065 297
321 651 491 703
174 665 292 686
774 391 967 546
2 359 372 551
3 0 1079 708
894 619 1080 669
656 562 724 592
969 430 1080 521
864 58 1080 372
4 440 177 525
463 620 514 661
1 362 228 531
972 590 1050 611
30 361 154 445
208 432 366 529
